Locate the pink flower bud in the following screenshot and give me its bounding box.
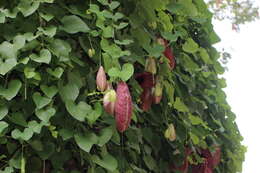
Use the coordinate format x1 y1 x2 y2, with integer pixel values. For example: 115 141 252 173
96 66 107 92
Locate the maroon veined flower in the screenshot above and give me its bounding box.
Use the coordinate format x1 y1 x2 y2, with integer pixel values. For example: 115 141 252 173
157 37 176 70
115 82 133 132
135 72 155 111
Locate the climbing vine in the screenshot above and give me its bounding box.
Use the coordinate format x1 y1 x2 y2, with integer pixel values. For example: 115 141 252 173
0 0 245 173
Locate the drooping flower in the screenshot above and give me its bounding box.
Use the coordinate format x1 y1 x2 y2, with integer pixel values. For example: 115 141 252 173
103 89 117 115
96 66 107 92
115 82 133 132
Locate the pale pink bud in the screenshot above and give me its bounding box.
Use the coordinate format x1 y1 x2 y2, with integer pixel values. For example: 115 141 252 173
96 66 107 92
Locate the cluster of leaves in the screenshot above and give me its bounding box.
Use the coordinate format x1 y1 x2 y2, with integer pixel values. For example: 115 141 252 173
0 0 245 173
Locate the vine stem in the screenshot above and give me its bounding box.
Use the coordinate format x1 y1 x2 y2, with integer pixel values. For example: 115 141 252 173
43 160 45 173
120 133 125 172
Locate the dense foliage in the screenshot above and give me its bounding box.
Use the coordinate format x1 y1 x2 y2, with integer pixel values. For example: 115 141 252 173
0 0 245 172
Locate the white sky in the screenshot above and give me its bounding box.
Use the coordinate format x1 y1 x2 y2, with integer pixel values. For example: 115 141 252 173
213 5 260 173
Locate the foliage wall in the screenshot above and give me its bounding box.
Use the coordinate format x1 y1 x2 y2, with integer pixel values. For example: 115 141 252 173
0 0 245 173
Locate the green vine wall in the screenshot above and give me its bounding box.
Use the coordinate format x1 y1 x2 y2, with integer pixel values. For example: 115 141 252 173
0 0 245 172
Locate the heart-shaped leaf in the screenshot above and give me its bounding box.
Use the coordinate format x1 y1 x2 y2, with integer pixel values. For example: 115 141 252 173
0 58 17 75
74 133 98 152
59 83 79 102
17 1 40 17
0 80 22 100
28 121 45 134
0 121 8 134
37 142 55 160
97 127 113 147
0 41 17 59
120 63 134 81
35 107 56 122
60 15 90 34
40 85 58 98
38 26 57 37
92 154 118 171
33 92 52 109
59 128 73 140
0 106 8 120
47 67 64 78
65 101 92 122
11 128 34 141
30 49 52 64
108 63 134 81
87 103 102 124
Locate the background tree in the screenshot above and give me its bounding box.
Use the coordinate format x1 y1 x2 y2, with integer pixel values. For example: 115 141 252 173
207 0 259 31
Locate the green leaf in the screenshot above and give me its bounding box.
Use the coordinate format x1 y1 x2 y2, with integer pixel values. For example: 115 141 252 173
108 67 120 77
37 142 55 160
59 128 73 140
102 26 114 38
0 106 8 120
74 133 98 152
120 63 134 81
28 121 45 134
0 13 5 23
38 26 57 37
11 128 34 141
188 114 204 125
24 67 36 79
161 31 182 42
0 166 13 173
143 155 156 170
0 41 16 59
158 11 173 32
39 12 54 22
145 44 165 58
100 39 130 59
92 154 118 171
108 63 134 81
189 132 200 145
0 58 17 75
98 127 113 147
40 85 58 98
46 67 64 78
49 39 71 59
173 97 189 112
8 112 27 127
35 107 56 122
182 38 199 53
32 92 52 109
0 80 22 101
59 83 79 102
30 49 52 64
87 103 102 124
114 39 133 45
13 35 26 50
109 1 120 10
0 121 8 134
199 48 212 64
29 140 43 151
60 15 90 34
65 101 91 122
17 1 40 17
40 0 54 3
